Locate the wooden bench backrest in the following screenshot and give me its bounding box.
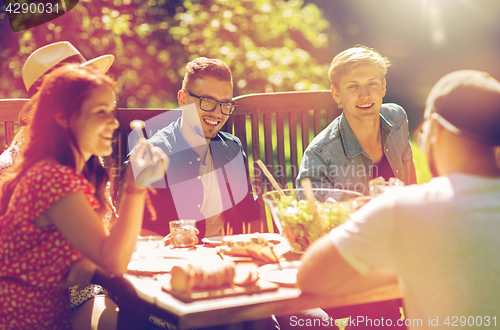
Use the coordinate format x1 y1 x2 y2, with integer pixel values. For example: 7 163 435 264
227 90 339 189
0 99 29 150
224 90 340 230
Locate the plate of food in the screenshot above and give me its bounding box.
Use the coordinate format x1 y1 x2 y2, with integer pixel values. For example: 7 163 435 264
215 234 283 264
202 233 282 246
201 236 225 246
257 261 302 286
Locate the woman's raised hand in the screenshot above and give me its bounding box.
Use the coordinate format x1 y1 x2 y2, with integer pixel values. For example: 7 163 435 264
129 138 170 187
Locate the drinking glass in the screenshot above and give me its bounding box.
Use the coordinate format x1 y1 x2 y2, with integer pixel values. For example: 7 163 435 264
369 177 405 197
135 235 165 259
169 220 197 248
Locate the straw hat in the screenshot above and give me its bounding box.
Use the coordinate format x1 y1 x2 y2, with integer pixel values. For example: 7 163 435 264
22 41 114 92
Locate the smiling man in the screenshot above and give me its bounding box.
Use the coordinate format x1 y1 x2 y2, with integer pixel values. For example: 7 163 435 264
140 57 261 239
297 45 416 195
288 46 416 329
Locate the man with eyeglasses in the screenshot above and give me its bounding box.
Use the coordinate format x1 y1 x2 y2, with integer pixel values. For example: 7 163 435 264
140 57 261 239
296 70 500 330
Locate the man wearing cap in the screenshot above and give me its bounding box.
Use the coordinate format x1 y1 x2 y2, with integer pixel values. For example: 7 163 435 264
0 41 118 330
297 70 500 330
0 41 114 175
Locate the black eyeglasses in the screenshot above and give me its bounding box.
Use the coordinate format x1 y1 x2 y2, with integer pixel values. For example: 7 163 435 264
185 91 237 115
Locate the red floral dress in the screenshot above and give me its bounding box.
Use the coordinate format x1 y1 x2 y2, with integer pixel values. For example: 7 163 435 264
0 162 100 329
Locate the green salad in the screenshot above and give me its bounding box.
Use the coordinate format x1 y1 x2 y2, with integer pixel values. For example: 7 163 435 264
275 195 351 252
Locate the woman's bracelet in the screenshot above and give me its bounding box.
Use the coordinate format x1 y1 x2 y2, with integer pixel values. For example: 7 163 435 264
124 182 148 195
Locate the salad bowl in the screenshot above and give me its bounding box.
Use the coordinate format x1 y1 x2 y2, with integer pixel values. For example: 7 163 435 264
263 188 363 253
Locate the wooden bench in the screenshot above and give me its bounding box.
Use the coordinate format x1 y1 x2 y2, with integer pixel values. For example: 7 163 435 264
0 99 28 150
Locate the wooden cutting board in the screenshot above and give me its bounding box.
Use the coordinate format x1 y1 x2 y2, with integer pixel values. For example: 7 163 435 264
158 275 278 302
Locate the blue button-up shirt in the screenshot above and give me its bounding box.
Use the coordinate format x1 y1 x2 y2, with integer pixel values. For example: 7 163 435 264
296 103 413 195
140 117 261 237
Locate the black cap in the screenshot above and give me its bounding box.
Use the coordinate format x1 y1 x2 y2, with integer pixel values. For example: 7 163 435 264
424 70 500 145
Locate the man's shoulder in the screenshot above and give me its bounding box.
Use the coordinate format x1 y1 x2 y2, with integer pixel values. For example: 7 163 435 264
380 103 408 129
380 103 406 115
218 130 242 143
382 176 453 207
306 115 342 152
148 121 179 153
216 131 244 150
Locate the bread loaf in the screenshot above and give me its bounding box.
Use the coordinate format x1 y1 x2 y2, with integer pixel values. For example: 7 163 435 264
233 262 259 286
170 261 236 292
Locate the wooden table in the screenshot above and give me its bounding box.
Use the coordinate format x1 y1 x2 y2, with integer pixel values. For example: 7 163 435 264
92 241 403 330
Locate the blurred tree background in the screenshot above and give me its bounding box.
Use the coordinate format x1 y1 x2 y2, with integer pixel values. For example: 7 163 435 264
2 0 500 184
0 0 333 108
3 0 500 120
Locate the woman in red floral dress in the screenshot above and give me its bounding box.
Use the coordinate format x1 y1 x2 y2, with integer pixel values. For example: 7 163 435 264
0 64 167 329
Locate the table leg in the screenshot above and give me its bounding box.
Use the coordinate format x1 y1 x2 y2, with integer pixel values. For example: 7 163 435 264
92 270 150 330
116 296 150 330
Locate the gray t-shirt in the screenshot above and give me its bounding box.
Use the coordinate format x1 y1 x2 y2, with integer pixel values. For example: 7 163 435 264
330 174 500 329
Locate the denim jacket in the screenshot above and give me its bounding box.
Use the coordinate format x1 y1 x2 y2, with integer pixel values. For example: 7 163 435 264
296 103 413 195
140 117 261 238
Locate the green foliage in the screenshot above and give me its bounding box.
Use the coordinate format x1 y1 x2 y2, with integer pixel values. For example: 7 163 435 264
167 0 331 94
411 140 432 184
0 0 332 107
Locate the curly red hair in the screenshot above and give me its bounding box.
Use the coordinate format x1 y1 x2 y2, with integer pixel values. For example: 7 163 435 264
1 64 116 216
